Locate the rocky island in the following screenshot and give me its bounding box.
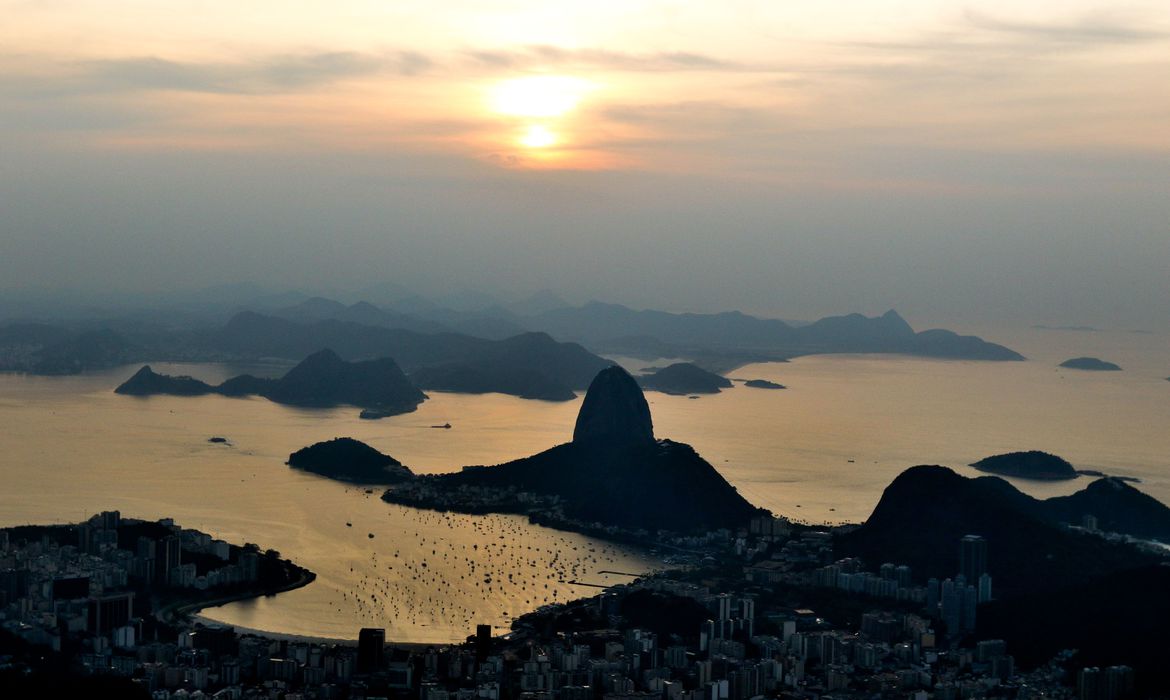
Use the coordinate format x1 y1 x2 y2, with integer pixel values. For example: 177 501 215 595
1059 357 1122 371
383 366 763 534
116 349 426 416
287 437 413 484
744 378 786 389
970 450 1078 480
637 362 732 395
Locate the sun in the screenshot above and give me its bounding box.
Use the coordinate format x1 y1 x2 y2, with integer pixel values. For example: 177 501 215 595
519 124 557 149
490 75 591 118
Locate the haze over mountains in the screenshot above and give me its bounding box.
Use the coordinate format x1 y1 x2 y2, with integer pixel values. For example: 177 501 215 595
0 288 1023 388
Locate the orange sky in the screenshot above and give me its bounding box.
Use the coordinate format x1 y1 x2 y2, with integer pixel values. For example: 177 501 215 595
3 1 1168 174
2 2 1169 327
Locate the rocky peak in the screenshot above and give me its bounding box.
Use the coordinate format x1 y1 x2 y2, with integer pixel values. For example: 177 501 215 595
572 366 655 446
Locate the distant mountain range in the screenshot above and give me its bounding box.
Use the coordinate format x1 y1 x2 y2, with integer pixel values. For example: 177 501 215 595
525 303 1024 368
0 294 1024 385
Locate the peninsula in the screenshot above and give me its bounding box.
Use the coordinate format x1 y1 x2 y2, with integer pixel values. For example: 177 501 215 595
383 366 763 534
837 465 1170 594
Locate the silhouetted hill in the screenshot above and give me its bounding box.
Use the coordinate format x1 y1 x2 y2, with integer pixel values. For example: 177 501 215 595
385 366 761 533
206 313 609 399
638 363 733 395
272 295 528 340
287 437 413 484
978 565 1170 696
0 300 1023 377
531 301 798 350
573 367 656 446
427 441 758 532
1041 478 1170 542
506 289 571 316
216 374 276 396
115 366 215 396
970 451 1077 480
0 323 71 347
798 309 915 349
835 466 1159 597
115 349 426 415
263 349 423 409
1060 357 1122 371
31 329 141 375
526 303 1023 365
271 297 451 334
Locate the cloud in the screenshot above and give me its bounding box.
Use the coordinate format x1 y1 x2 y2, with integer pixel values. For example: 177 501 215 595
1 51 433 98
964 9 1169 45
463 46 755 73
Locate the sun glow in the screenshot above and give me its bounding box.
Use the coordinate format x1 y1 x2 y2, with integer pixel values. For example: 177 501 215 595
519 124 557 148
490 75 592 118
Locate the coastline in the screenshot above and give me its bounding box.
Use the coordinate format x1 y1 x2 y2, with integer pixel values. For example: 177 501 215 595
157 566 318 626
187 617 444 651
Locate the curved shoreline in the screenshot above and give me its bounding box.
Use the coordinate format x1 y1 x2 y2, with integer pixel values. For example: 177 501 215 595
157 567 317 626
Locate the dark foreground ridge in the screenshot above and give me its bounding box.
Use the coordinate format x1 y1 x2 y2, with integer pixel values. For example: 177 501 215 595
836 465 1170 597
970 450 1078 480
288 437 414 484
116 349 426 415
1059 356 1122 371
384 366 762 534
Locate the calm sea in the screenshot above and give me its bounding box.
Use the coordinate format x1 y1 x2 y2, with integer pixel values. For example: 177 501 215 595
0 324 1165 641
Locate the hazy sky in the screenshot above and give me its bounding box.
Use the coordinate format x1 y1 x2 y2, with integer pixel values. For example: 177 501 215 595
2 1 1168 328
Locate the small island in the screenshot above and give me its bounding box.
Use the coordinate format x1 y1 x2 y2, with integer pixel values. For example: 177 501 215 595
1059 357 1122 371
970 450 1078 481
637 362 733 395
287 437 414 484
744 379 786 390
